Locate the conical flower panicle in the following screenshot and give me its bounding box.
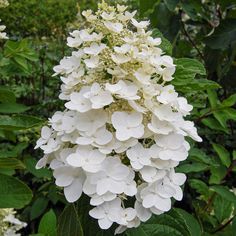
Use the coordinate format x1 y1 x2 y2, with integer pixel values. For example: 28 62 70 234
36 2 202 233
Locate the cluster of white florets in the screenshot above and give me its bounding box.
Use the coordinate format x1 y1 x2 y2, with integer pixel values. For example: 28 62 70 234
36 1 202 233
0 0 8 39
0 208 27 236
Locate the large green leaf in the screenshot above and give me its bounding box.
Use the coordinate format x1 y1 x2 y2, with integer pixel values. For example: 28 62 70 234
173 58 219 93
0 87 16 103
0 158 25 169
30 197 49 220
38 209 57 236
210 186 236 204
205 19 236 50
0 173 33 208
201 117 228 133
0 103 29 114
0 114 43 130
177 163 209 173
58 204 84 236
212 143 231 168
213 195 233 223
127 208 201 236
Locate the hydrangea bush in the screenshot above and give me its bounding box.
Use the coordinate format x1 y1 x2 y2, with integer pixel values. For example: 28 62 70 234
36 1 202 233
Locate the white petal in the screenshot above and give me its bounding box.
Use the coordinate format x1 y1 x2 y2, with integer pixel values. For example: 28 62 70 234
64 178 83 202
98 217 113 229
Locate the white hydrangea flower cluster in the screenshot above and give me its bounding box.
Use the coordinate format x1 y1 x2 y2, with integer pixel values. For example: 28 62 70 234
0 208 27 236
36 1 202 233
0 0 8 39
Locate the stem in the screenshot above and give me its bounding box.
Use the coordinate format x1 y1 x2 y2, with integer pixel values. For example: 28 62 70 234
181 21 205 62
213 215 236 233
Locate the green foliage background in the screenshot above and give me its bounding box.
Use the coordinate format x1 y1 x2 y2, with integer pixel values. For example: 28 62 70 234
0 0 236 235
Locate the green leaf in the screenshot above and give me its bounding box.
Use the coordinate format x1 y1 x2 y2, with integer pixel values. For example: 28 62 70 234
38 209 57 236
0 114 44 130
0 158 25 169
210 186 236 204
0 142 28 158
0 103 30 114
175 58 206 78
213 195 233 223
173 58 214 93
233 150 236 160
205 19 236 50
127 208 201 236
209 166 227 184
189 179 211 197
222 94 236 107
175 208 201 236
207 89 219 108
0 87 16 103
177 163 209 173
164 0 179 11
58 204 84 236
201 117 228 133
0 173 32 208
189 148 218 166
30 197 49 220
14 56 29 71
25 158 52 179
152 28 173 55
212 143 231 168
139 0 158 16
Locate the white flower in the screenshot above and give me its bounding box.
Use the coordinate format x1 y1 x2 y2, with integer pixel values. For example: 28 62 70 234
82 10 97 21
90 192 117 206
131 19 150 29
118 10 137 21
111 53 131 64
148 115 173 135
79 29 103 42
147 36 161 46
134 68 151 85
89 198 122 229
53 55 81 75
76 109 108 136
76 126 112 146
84 82 113 109
114 44 131 54
67 146 106 173
126 143 151 170
156 85 178 104
84 43 106 55
53 166 86 202
140 182 172 212
49 111 77 135
84 56 100 68
112 112 144 141
106 80 139 100
104 21 123 33
101 12 115 20
67 30 83 48
65 87 92 112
